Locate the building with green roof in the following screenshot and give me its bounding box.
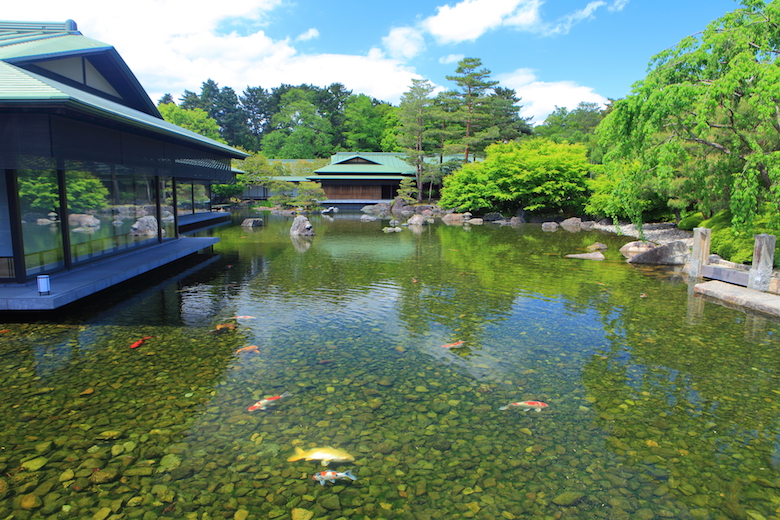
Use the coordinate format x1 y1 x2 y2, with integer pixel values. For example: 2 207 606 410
244 152 415 205
0 20 248 302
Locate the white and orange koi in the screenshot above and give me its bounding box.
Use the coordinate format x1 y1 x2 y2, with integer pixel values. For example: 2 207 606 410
312 470 357 486
248 392 291 411
499 401 548 412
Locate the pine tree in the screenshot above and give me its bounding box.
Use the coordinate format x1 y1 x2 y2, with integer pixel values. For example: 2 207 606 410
445 57 501 162
396 79 436 202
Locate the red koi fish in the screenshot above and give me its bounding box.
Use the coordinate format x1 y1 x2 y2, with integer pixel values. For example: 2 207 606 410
499 401 548 412
441 340 464 348
130 336 154 349
248 392 291 411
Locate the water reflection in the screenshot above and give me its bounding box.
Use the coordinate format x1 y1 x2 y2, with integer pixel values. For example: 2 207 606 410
1 213 779 519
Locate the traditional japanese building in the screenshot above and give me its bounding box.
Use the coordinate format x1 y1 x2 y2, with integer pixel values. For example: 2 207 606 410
0 20 248 309
310 152 415 203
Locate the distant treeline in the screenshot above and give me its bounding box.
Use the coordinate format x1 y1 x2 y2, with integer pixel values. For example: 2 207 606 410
157 57 608 162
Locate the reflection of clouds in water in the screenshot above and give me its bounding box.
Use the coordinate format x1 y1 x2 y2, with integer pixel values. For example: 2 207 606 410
234 280 404 348
423 294 611 386
179 285 231 328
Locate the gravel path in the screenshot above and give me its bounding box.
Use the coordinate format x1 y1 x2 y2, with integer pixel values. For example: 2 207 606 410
590 222 694 246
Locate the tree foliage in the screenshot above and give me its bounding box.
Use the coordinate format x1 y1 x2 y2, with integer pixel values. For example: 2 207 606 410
396 79 437 202
440 138 591 214
535 101 608 163
262 89 335 159
445 57 501 161
157 103 224 142
597 0 780 229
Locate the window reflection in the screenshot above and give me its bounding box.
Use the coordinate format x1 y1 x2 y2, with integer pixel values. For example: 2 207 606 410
17 169 65 275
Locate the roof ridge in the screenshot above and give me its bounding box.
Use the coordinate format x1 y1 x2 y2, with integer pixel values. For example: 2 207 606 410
0 20 80 34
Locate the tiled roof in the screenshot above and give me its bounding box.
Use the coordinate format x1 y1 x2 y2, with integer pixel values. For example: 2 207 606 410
0 20 247 159
315 152 415 175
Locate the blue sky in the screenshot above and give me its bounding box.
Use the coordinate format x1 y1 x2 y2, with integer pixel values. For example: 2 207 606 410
7 0 741 123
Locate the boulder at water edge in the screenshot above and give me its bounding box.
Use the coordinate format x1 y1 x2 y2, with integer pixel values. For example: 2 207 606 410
627 240 690 265
619 240 658 258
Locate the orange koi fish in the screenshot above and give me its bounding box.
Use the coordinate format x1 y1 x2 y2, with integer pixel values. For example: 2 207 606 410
441 340 464 349
499 401 548 412
235 345 259 355
0 329 10 333
209 323 236 333
130 336 155 349
248 392 291 411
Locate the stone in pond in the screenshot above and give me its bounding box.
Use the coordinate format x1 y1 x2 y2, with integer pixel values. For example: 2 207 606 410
552 491 586 506
292 509 314 520
320 494 341 510
565 252 605 261
21 457 48 471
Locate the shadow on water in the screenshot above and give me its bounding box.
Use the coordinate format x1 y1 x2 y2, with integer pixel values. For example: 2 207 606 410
0 211 779 519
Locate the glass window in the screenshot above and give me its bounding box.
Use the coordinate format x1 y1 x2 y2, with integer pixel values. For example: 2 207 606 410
17 169 64 275
66 170 163 265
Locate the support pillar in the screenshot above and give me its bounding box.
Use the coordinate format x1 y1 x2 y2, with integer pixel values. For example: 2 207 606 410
689 227 711 278
747 234 776 292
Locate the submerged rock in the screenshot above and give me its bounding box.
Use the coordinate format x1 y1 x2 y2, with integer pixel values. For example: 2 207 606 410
566 252 605 261
552 491 586 506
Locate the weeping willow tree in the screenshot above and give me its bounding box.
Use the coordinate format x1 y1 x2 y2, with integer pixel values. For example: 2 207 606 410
595 0 780 230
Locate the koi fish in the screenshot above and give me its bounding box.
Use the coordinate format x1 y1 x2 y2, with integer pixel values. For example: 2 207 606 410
209 323 236 333
130 336 154 349
313 470 357 486
248 391 291 411
0 329 10 333
235 345 259 355
287 446 355 467
499 401 548 412
229 316 256 320
441 341 464 348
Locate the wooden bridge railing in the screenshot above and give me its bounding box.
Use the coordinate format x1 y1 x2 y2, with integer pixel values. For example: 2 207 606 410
689 227 776 292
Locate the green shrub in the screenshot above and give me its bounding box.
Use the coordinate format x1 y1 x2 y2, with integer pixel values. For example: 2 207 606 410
701 210 780 266
678 212 704 231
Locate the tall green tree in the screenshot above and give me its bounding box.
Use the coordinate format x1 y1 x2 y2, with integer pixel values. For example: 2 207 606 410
445 57 500 162
488 87 533 143
536 101 608 162
240 86 272 150
262 89 335 159
342 94 391 151
597 0 780 229
396 79 437 202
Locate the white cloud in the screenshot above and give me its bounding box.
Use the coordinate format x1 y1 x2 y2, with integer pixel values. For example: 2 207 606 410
609 0 629 12
496 68 608 124
421 0 622 42
542 1 605 36
382 27 426 59
439 54 465 64
296 28 319 41
423 0 543 44
3 0 422 104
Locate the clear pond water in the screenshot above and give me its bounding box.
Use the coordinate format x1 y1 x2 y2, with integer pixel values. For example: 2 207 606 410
1 212 780 520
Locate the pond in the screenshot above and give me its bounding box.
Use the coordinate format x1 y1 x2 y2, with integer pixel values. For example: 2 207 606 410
1 212 779 520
